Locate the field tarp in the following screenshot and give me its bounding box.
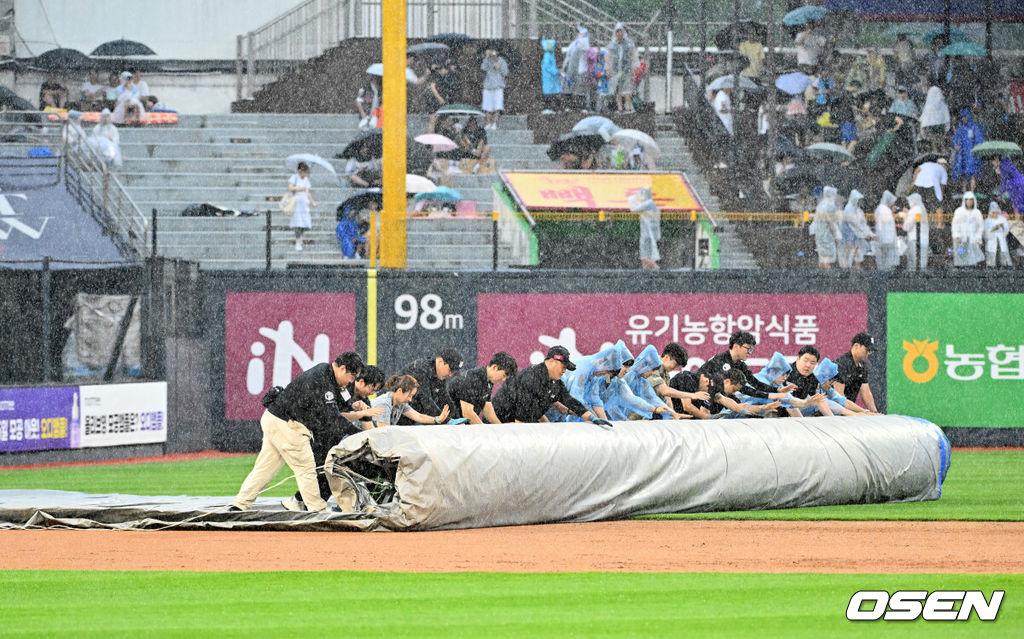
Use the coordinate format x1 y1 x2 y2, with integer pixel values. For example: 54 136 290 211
0 415 950 531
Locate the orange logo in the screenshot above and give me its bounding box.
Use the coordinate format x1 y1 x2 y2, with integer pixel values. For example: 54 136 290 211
902 339 940 384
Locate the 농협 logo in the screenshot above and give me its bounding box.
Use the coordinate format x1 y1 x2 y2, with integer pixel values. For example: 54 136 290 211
902 339 940 384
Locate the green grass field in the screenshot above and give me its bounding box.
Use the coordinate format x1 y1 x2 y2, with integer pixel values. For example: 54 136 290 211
1 450 1021 637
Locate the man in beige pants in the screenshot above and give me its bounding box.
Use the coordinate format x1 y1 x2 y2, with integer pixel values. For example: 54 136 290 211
230 352 364 512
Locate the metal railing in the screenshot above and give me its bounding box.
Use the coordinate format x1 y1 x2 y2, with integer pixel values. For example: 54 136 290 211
58 119 149 259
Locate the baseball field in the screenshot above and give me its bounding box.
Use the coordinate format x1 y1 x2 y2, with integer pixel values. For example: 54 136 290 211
1 448 1022 637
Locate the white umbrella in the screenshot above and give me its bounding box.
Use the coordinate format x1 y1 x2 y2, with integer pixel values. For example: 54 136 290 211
406 174 437 194
285 153 338 178
611 129 661 159
707 75 759 91
414 133 458 151
572 115 621 142
365 63 419 83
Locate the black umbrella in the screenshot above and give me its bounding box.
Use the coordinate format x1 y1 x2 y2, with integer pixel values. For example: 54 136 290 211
33 48 91 71
338 129 383 160
775 137 807 161
0 85 35 111
714 20 767 50
337 189 383 222
427 33 472 47
547 131 606 161
476 40 521 70
90 38 156 56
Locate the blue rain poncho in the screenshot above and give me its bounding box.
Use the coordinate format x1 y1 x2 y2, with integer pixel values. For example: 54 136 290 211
603 344 670 420
559 343 624 418
740 351 792 409
541 39 560 96
814 357 848 411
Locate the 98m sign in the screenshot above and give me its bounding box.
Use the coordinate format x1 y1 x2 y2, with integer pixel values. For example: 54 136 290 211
394 294 465 331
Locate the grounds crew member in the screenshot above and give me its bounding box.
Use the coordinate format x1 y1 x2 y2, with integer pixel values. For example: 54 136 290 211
492 346 599 423
447 351 518 424
699 330 796 402
397 347 463 425
230 351 364 512
284 365 385 511
834 332 880 413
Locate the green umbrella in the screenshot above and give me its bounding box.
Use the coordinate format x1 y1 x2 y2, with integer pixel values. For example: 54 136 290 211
940 41 986 57
969 141 1023 158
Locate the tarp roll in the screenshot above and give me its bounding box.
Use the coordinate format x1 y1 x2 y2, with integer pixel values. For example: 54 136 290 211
327 415 950 531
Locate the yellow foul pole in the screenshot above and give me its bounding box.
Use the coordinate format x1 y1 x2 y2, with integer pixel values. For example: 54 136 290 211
381 0 407 268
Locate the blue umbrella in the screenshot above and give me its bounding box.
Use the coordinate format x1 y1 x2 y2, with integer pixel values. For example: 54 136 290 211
775 71 812 95
414 186 463 202
940 42 986 57
783 5 828 27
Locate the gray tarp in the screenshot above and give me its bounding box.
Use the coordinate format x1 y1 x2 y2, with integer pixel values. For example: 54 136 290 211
0 415 949 531
326 415 950 530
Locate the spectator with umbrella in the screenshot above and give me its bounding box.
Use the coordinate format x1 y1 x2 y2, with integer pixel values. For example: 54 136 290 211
989 152 1024 216
459 117 491 174
287 161 318 251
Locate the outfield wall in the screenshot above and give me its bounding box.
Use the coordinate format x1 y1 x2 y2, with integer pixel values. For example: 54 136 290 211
203 269 1024 451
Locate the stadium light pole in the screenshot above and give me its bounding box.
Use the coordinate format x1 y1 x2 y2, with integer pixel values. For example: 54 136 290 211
382 0 407 268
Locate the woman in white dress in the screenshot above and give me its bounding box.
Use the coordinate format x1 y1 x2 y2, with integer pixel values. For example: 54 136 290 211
288 162 317 251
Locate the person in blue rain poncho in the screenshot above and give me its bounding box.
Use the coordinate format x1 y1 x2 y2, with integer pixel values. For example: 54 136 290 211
540 39 561 113
813 357 872 415
951 108 984 192
549 342 624 421
603 344 685 420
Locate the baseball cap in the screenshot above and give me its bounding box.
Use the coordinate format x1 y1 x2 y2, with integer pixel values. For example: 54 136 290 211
438 347 463 373
546 345 576 371
852 332 876 351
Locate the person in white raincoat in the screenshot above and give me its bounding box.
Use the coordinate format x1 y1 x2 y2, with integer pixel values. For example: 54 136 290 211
561 26 591 111
630 187 661 269
873 190 899 270
62 110 87 153
839 189 874 269
983 201 1012 267
918 86 950 152
809 185 842 268
89 108 123 169
902 192 929 270
951 191 985 267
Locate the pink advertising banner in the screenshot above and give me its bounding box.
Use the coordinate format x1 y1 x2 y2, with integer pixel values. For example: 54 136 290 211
224 292 356 420
477 293 867 372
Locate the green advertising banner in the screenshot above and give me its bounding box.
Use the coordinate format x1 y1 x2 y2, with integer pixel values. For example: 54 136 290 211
887 293 1024 428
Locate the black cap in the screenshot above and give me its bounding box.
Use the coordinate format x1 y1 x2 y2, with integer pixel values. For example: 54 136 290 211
852 332 876 351
545 345 576 371
438 348 463 372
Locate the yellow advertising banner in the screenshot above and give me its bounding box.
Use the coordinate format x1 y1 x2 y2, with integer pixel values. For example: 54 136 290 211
502 172 703 212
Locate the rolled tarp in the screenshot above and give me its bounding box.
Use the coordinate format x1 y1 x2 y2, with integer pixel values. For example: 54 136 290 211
326 415 950 531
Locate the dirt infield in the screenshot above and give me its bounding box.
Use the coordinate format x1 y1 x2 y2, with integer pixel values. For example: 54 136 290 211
3 520 1022 573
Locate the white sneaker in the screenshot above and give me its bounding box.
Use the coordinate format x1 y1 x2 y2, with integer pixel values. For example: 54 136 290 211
294 241 302 251
281 496 307 512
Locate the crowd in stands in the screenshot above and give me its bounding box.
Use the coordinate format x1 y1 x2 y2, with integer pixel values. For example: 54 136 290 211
42 68 160 124
696 18 1023 269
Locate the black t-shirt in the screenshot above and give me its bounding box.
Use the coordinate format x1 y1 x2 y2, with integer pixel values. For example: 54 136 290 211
705 375 736 416
784 367 819 399
492 363 588 423
398 357 451 421
668 370 705 414
698 351 775 399
835 351 869 402
447 366 493 418
267 363 359 443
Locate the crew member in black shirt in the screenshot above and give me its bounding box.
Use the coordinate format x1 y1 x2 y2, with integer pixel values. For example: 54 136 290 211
699 330 795 401
780 345 832 417
397 348 463 425
492 346 597 423
668 370 712 418
834 332 879 412
447 351 518 424
231 351 363 512
707 369 782 417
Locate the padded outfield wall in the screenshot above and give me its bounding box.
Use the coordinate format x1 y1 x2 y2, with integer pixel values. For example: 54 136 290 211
202 269 1024 452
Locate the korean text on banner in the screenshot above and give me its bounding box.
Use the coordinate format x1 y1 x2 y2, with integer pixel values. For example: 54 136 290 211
224 293 357 420
78 382 167 447
0 386 78 453
887 293 1024 428
502 172 702 212
478 293 867 372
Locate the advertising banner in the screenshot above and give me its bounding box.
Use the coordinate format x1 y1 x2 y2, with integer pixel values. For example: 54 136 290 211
887 293 1024 428
0 386 78 453
501 172 702 212
79 382 167 448
224 292 356 420
478 293 867 373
